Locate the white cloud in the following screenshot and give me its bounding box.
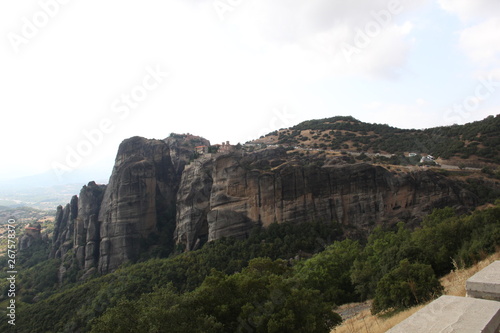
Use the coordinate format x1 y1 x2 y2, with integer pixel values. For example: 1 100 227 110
439 0 500 69
218 0 425 78
399 21 414 35
416 98 426 105
459 19 500 66
438 0 500 21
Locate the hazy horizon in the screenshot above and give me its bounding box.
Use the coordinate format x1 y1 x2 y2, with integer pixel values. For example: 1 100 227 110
2 113 498 184
2 0 499 182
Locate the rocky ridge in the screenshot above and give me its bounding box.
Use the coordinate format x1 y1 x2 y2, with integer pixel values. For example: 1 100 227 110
49 135 477 278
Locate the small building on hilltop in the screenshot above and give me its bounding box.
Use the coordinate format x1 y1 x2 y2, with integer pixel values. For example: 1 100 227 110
420 155 435 163
195 145 208 154
216 141 234 154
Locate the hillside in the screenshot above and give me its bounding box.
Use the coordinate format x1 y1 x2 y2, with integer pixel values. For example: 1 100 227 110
1 202 499 332
0 116 499 332
253 115 500 165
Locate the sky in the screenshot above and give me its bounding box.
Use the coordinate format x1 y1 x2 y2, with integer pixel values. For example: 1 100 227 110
1 0 499 183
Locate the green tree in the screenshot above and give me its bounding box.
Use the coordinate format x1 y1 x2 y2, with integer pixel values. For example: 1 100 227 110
90 299 139 333
90 258 341 333
351 223 418 300
411 207 465 275
194 258 341 332
372 259 443 314
295 239 360 304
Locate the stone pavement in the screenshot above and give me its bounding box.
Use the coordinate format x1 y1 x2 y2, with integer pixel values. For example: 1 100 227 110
388 260 500 332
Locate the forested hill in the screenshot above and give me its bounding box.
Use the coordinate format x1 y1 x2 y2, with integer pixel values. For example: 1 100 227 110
258 115 500 162
0 114 499 332
3 203 500 332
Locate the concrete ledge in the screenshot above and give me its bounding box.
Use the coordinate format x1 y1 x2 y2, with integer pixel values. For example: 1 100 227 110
467 261 500 301
387 295 500 333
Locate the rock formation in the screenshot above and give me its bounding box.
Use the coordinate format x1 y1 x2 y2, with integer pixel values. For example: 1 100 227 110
19 223 42 251
50 135 477 277
74 181 107 271
175 147 476 250
96 136 181 272
51 195 78 259
50 134 209 275
175 155 214 251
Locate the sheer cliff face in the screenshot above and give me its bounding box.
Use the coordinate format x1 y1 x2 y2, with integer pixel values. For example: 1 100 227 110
51 138 476 275
174 148 476 250
174 156 214 251
75 181 106 271
50 135 209 274
95 136 210 273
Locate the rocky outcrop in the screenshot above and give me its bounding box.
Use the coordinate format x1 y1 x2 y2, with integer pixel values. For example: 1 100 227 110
19 224 42 250
96 137 180 273
50 134 209 275
165 134 210 176
51 195 78 259
74 181 106 271
50 135 477 277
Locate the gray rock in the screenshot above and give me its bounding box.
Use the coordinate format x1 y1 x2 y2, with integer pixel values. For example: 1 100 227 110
97 137 179 273
467 261 500 301
174 156 213 251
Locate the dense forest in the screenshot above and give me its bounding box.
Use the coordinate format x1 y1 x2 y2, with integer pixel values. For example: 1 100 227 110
1 201 500 332
273 115 500 162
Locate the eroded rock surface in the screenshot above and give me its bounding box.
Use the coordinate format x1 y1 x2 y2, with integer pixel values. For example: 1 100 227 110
175 148 476 248
50 136 477 277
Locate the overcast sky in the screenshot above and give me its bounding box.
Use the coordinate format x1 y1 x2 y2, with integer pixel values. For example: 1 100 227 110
1 0 499 183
